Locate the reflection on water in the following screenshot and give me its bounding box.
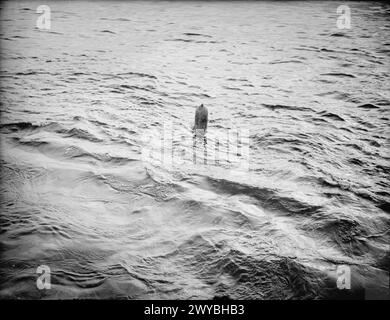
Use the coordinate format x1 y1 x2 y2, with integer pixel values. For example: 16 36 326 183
192 131 207 165
0 1 389 299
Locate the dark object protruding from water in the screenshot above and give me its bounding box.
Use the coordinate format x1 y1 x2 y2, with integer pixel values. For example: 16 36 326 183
194 103 208 135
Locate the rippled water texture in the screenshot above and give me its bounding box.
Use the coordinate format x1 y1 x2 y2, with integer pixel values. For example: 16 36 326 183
1 1 389 299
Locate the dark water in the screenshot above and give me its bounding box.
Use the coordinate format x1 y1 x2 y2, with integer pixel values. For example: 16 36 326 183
1 1 389 299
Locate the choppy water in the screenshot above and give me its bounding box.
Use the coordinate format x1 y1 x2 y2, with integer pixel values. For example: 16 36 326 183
1 1 389 299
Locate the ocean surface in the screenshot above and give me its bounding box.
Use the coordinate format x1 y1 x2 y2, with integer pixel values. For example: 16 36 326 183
1 1 389 299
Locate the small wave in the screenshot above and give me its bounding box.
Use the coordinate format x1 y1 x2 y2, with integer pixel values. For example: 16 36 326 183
14 71 43 76
100 30 116 34
269 59 303 64
1 122 39 132
117 84 153 92
205 177 322 216
71 72 88 76
167 38 192 43
329 32 351 38
109 89 122 94
320 48 336 53
320 73 356 78
313 217 369 257
348 158 364 166
173 236 334 299
59 127 103 142
100 17 131 22
59 145 138 166
183 32 212 38
378 202 390 214
165 38 218 44
222 86 242 91
1 121 103 144
118 71 157 80
54 269 106 289
13 138 49 147
357 103 379 109
261 103 312 112
317 111 345 122
11 35 28 39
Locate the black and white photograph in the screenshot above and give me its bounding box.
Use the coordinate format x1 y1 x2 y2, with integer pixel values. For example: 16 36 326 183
0 0 389 305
